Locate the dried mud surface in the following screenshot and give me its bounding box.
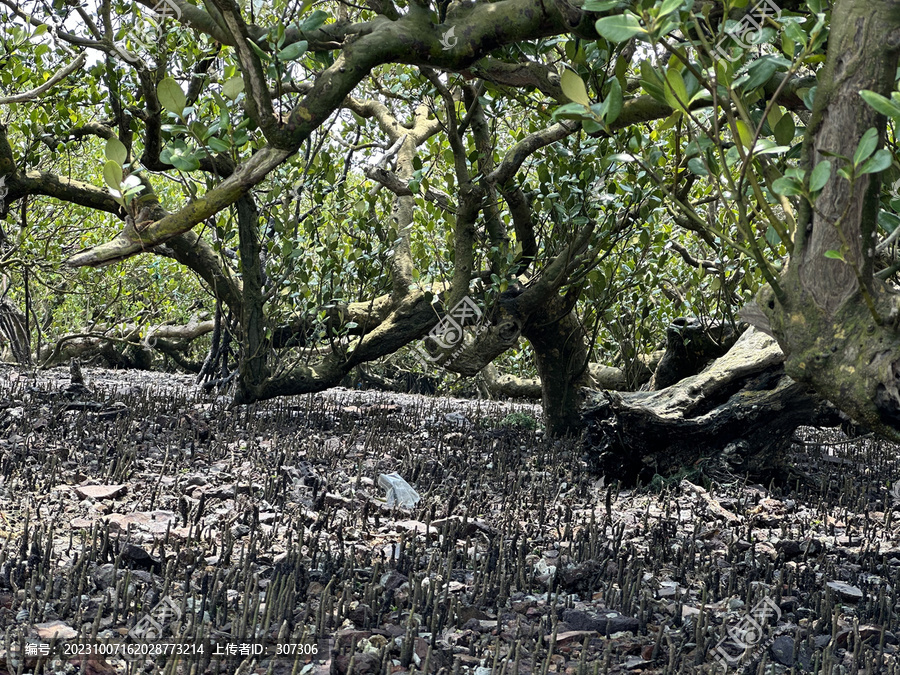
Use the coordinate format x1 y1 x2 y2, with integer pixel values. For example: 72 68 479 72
2 364 900 674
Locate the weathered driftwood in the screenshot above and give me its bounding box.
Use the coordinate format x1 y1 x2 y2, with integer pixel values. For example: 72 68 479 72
583 328 842 483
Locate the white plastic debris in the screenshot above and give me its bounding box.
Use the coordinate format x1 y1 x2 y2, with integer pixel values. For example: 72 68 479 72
377 472 421 508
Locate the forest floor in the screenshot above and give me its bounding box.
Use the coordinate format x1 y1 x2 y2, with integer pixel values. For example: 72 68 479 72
2 365 900 674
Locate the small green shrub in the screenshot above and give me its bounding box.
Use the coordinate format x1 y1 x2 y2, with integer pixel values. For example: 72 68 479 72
499 411 538 430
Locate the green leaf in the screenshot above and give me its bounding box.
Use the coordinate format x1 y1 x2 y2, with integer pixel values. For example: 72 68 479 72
105 137 127 165
657 0 683 18
773 113 795 145
809 160 831 192
606 152 637 163
605 77 623 124
638 60 667 104
687 157 709 176
222 76 244 100
801 86 817 111
663 67 688 112
160 143 201 171
277 40 308 61
754 140 789 155
560 70 591 106
859 148 893 175
553 102 592 120
103 160 123 190
783 20 806 48
249 39 270 62
879 210 900 233
742 57 778 91
157 77 186 116
582 118 603 134
860 90 900 119
824 249 845 261
594 13 645 42
207 137 232 153
853 127 879 166
299 9 328 31
772 176 802 196
735 119 754 150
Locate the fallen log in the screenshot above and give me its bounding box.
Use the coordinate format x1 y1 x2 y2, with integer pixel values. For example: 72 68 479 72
583 328 842 483
39 319 214 369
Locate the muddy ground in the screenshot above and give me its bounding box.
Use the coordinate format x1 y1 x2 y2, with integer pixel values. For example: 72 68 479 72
1 364 900 674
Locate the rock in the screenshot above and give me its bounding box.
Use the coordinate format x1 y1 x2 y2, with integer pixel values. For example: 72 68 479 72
776 538 824 559
827 581 863 602
347 603 373 627
778 596 799 613
561 608 639 635
92 564 118 591
770 635 813 670
457 605 494 624
431 515 494 538
443 412 471 427
34 620 77 639
558 559 603 592
119 543 161 574
814 634 832 649
770 636 794 666
332 651 381 674
555 630 596 645
624 655 652 670
74 484 127 500
657 581 680 599
105 510 176 535
379 570 408 594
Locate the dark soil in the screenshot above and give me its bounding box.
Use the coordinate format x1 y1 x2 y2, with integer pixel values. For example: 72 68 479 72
2 364 900 674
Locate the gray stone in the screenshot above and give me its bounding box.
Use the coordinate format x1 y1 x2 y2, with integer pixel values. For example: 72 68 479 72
826 581 863 602
561 608 639 635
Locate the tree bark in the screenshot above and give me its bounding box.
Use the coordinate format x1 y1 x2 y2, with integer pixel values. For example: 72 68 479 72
234 195 269 402
522 294 591 437
0 299 30 365
760 0 900 439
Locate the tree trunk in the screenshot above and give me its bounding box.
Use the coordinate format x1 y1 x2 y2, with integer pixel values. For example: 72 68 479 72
523 294 591 437
759 0 900 439
235 195 269 402
583 328 841 484
0 298 30 364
